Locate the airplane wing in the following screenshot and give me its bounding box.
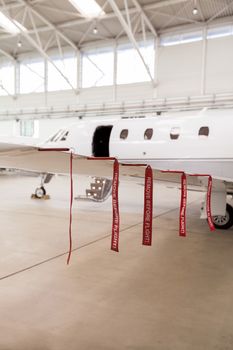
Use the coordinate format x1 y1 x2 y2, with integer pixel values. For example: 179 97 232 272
0 142 116 177
0 142 204 190
3 141 230 221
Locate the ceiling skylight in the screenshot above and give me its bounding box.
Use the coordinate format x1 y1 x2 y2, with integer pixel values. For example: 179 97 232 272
69 0 105 18
0 12 27 34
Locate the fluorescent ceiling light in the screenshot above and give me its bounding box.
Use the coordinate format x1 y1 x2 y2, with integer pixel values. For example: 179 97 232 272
69 0 105 18
0 12 27 34
192 7 198 15
93 27 98 34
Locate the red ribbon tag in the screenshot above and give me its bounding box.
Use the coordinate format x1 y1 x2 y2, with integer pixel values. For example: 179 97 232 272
67 152 73 264
206 176 215 231
143 165 153 246
111 159 120 252
179 173 187 237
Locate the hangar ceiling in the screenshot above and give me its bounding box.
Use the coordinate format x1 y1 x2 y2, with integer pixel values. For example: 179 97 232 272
0 0 233 60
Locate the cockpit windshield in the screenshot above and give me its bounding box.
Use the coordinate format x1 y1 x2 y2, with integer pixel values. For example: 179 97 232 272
46 129 69 143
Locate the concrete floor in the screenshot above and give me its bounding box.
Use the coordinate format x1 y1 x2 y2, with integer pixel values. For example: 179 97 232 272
0 174 233 350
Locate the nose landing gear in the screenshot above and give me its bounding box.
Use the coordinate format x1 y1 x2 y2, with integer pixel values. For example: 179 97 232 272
32 173 53 200
35 186 46 199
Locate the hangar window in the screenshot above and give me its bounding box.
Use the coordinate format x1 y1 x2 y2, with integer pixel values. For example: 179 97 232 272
144 128 153 140
0 63 14 96
20 59 44 93
120 129 128 140
117 40 154 84
170 127 180 140
199 127 209 137
48 55 77 91
207 25 232 39
20 120 38 137
161 30 203 46
82 47 114 87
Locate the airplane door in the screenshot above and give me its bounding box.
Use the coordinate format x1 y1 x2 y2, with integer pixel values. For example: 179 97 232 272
92 125 113 157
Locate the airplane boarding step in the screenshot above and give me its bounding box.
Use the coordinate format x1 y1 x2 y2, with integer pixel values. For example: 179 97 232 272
75 177 112 202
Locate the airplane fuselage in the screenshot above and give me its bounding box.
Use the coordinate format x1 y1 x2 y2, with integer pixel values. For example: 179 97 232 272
44 109 233 181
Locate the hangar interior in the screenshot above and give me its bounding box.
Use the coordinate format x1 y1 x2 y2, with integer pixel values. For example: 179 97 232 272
1 1 233 349
1 0 233 138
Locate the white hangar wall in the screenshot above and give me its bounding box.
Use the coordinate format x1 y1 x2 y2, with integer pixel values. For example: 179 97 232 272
157 41 203 97
157 35 233 97
0 34 232 107
205 36 233 93
0 117 78 142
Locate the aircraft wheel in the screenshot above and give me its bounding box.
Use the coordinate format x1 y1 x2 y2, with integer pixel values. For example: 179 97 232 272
35 186 46 199
212 204 233 230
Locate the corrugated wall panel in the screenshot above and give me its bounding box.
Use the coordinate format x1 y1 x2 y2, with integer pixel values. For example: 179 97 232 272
205 36 233 93
157 41 203 97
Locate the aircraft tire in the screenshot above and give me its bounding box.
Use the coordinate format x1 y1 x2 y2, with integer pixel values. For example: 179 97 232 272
212 203 233 230
35 186 46 199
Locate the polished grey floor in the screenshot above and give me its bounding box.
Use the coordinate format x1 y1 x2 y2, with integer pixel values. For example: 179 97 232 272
0 174 232 350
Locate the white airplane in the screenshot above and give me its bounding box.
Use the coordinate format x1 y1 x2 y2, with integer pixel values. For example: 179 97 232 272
0 108 232 230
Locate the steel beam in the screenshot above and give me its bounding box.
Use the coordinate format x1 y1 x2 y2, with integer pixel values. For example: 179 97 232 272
1 0 189 12
19 0 78 52
1 12 77 92
0 49 15 61
207 0 233 23
150 10 201 25
107 0 154 83
159 1 193 30
0 0 189 40
131 0 157 39
58 0 189 29
1 0 80 92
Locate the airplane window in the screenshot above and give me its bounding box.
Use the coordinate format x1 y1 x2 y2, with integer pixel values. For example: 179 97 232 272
120 129 128 140
170 127 180 140
144 128 153 140
199 126 209 137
